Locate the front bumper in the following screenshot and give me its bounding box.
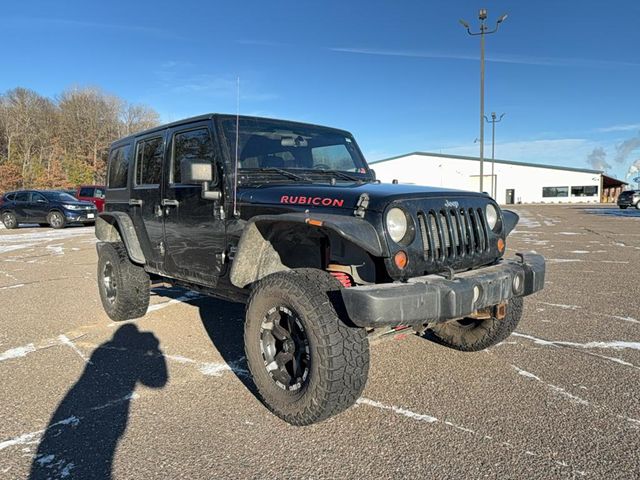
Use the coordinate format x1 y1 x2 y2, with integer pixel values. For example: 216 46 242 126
617 199 636 207
64 210 97 222
341 253 545 328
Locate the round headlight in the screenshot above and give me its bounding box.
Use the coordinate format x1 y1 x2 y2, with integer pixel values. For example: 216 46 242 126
486 204 499 230
386 207 408 243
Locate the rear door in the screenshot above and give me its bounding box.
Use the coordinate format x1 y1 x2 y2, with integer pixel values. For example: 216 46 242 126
12 192 30 220
162 121 225 286
130 132 167 269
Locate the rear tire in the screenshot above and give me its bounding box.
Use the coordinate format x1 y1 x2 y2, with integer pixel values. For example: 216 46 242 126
47 211 66 229
1 212 18 229
427 297 523 352
97 242 150 321
245 269 369 425
636 202 640 210
619 206 627 210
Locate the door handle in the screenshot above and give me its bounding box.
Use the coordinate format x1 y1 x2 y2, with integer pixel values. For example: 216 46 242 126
129 199 143 207
161 199 180 207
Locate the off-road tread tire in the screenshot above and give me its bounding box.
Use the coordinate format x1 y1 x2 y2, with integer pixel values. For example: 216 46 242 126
2 212 18 229
427 297 523 352
97 242 150 321
245 269 369 426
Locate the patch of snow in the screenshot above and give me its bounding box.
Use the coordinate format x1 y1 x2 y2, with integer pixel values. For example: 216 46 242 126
0 344 36 362
357 397 438 423
538 302 580 310
0 283 24 290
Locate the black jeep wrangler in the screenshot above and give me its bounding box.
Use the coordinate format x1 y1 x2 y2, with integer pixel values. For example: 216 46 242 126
95 114 545 425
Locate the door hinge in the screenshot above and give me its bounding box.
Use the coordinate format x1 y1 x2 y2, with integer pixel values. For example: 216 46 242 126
354 193 369 218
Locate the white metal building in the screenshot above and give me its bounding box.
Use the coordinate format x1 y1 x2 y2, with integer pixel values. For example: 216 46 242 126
371 152 626 205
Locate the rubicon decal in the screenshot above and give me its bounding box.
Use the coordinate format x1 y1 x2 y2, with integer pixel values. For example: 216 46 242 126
281 195 345 207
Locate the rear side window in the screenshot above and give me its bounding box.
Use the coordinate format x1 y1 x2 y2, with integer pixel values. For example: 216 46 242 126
4 193 15 201
79 187 94 197
135 137 164 186
108 145 132 189
14 192 29 202
172 128 215 184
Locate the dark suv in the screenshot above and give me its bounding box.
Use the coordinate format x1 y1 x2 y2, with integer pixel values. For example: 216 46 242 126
617 189 640 209
1 190 97 229
95 114 545 425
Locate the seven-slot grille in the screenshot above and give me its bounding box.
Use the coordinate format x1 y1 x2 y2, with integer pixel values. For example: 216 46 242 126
418 208 489 261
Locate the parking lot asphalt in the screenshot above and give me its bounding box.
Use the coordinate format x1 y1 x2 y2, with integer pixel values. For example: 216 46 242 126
0 204 639 479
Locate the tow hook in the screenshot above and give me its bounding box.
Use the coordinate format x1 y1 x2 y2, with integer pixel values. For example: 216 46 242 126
495 301 508 320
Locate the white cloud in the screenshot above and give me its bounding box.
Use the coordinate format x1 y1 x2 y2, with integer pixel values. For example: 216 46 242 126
596 123 640 133
330 47 640 68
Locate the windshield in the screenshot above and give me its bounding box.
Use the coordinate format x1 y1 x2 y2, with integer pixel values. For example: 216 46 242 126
220 117 370 177
43 191 78 202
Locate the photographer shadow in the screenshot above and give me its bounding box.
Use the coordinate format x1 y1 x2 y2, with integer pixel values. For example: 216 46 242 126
29 324 168 480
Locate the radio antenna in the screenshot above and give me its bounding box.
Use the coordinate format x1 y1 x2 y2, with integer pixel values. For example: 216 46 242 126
233 76 240 217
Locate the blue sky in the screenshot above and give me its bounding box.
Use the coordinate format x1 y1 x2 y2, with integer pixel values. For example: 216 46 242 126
2 0 640 181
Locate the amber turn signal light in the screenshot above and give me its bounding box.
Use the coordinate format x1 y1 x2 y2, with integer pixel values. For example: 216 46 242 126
394 251 408 269
497 238 505 253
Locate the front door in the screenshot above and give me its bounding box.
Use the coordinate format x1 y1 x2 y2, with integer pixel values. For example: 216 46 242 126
161 122 225 286
506 189 515 204
130 132 167 269
28 192 49 222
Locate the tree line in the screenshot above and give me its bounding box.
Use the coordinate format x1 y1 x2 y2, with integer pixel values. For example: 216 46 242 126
0 86 160 192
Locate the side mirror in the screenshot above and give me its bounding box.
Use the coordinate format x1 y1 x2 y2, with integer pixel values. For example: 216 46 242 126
181 158 213 184
181 158 221 201
370 169 376 180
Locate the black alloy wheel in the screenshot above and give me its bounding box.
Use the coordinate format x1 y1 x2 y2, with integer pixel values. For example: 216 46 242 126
260 306 310 391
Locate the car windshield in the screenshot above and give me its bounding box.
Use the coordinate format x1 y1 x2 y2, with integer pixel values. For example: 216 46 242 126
43 191 78 202
220 117 371 178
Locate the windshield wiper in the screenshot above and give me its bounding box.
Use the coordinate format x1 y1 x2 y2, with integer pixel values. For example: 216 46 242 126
319 170 366 182
249 167 313 183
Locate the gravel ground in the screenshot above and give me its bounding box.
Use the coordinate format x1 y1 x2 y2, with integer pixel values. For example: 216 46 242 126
0 204 639 479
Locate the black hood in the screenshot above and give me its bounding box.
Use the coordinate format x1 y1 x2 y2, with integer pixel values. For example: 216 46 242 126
237 181 487 212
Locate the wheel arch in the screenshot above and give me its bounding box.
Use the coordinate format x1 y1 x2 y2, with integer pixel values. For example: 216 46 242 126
230 213 386 288
95 212 146 265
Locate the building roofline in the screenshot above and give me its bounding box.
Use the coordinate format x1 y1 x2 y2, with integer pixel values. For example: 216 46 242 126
371 151 603 175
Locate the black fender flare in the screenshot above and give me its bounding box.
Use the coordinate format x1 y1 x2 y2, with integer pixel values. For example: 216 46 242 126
229 213 387 288
95 212 146 265
502 209 519 236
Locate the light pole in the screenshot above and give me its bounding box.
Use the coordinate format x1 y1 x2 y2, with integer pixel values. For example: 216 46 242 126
460 9 508 193
484 112 505 198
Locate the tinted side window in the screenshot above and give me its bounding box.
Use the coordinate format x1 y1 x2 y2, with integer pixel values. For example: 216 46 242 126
15 192 29 202
79 187 94 197
5 193 15 201
136 137 164 186
172 128 215 184
108 145 131 189
32 192 47 203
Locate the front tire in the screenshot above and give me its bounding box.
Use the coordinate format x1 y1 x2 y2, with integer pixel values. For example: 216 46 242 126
427 297 523 351
1 211 18 229
97 242 150 321
47 211 66 229
245 269 369 426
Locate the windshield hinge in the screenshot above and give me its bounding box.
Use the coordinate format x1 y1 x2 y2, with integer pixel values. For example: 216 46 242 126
354 193 369 218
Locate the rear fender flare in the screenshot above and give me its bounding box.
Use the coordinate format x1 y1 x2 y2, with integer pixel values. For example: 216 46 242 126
230 213 386 288
95 212 146 264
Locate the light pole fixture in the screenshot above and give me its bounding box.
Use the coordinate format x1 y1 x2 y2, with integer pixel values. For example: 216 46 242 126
484 111 505 198
459 9 508 193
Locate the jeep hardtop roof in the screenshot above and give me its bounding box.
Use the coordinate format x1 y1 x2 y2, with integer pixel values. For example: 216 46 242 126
110 114 354 148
